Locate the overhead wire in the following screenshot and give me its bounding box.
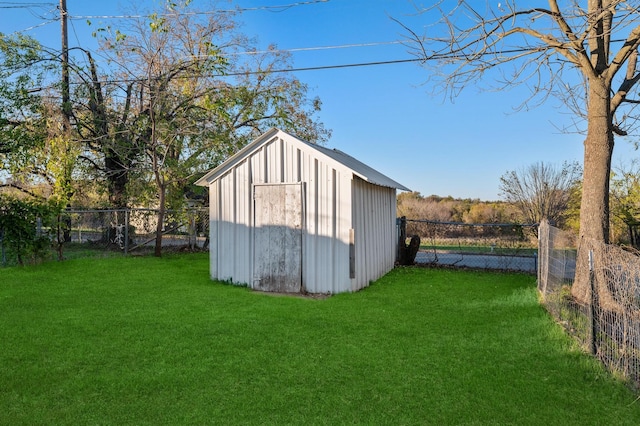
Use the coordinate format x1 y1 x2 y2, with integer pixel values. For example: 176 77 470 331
4 0 329 36
0 0 540 94
14 46 543 95
11 19 57 33
4 0 58 35
14 57 425 95
222 57 424 75
230 41 406 56
2 0 421 85
0 2 56 8
67 0 330 20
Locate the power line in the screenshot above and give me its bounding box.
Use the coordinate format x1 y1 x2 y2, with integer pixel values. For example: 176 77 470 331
0 2 55 8
68 0 330 20
15 56 424 95
232 41 406 56
224 58 424 75
6 0 330 36
3 0 58 34
12 19 57 33
3 45 547 90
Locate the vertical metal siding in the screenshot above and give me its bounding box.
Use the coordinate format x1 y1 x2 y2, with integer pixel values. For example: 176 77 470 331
351 177 397 291
217 171 235 282
335 169 352 292
209 134 393 294
298 154 352 294
235 161 252 284
209 180 219 280
302 154 317 291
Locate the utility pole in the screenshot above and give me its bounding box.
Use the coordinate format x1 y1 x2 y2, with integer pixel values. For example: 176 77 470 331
60 0 70 134
59 0 74 205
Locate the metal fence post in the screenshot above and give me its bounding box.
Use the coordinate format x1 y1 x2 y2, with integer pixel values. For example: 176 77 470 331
537 220 549 295
589 249 597 356
189 210 196 250
124 209 129 255
0 228 5 266
396 216 406 263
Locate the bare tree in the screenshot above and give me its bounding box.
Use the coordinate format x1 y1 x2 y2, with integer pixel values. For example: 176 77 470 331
499 161 581 228
402 1 640 303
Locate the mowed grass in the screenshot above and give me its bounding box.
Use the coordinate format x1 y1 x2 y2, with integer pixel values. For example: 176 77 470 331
1 255 639 425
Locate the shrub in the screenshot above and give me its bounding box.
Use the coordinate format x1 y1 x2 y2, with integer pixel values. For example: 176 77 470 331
0 195 61 265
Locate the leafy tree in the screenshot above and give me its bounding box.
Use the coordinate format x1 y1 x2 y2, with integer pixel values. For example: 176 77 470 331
397 192 458 221
462 202 518 224
71 50 144 208
90 1 328 255
396 191 519 223
499 161 582 228
610 160 640 246
402 1 640 303
0 33 51 189
0 32 80 214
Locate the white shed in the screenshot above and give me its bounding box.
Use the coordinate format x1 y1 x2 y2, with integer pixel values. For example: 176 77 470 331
195 128 409 294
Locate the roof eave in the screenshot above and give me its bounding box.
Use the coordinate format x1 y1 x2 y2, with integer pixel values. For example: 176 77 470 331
194 127 281 187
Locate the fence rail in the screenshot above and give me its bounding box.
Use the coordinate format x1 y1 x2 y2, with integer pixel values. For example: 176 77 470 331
538 220 640 389
64 208 209 253
1 208 209 266
397 217 539 273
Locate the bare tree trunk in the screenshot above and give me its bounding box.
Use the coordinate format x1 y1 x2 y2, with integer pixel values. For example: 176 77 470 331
572 78 614 303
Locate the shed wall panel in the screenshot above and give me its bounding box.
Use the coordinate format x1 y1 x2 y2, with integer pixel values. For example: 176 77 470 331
217 171 235 282
235 161 252 284
351 177 397 290
209 180 219 280
302 153 317 290
298 158 352 294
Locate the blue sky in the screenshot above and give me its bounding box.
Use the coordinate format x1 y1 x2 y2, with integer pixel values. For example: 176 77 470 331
3 0 638 200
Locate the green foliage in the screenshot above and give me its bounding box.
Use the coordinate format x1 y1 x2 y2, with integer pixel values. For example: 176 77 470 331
148 13 168 33
0 32 78 205
0 33 49 166
611 161 640 225
610 161 640 245
3 2 329 210
0 195 61 265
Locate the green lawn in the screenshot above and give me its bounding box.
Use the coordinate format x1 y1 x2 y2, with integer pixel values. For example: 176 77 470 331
1 254 638 425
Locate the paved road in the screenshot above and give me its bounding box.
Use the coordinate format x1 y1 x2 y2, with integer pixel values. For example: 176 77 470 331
415 251 538 273
415 251 577 278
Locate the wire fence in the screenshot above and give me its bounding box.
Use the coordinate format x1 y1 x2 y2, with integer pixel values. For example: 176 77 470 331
397 217 539 273
1 208 209 266
538 220 640 389
64 208 209 253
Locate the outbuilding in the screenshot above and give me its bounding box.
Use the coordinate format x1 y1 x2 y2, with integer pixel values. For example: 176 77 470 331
195 128 409 294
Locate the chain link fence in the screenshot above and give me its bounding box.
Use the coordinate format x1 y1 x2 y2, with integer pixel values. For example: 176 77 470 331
0 208 209 266
398 218 538 272
63 208 209 254
538 220 640 389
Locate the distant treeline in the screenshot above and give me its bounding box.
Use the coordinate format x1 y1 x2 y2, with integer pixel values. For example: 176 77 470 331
397 192 528 224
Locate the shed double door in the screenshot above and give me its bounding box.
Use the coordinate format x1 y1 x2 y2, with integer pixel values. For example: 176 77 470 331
253 183 303 293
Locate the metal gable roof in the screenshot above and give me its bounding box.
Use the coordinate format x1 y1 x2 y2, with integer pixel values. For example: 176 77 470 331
195 128 410 191
302 141 410 191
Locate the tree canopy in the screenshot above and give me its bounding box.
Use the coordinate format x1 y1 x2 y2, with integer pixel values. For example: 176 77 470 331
0 1 330 255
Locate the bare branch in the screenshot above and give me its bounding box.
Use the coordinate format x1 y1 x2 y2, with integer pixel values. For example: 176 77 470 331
0 183 44 199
